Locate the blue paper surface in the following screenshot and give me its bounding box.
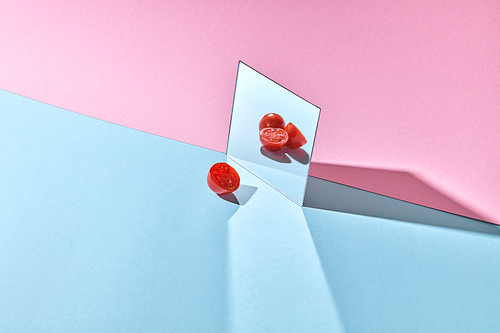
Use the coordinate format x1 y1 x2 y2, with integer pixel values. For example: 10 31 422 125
0 90 237 332
1 89 500 332
305 207 500 333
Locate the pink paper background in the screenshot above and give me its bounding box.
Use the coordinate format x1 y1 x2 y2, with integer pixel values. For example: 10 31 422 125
1 0 499 223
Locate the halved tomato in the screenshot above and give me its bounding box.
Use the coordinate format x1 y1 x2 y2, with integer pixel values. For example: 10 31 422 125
207 162 240 194
284 122 307 149
259 127 289 151
259 113 285 130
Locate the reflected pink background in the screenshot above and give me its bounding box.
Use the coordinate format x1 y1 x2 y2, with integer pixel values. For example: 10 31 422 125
1 0 499 223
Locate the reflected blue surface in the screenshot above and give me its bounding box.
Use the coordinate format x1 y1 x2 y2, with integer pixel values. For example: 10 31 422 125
227 62 320 204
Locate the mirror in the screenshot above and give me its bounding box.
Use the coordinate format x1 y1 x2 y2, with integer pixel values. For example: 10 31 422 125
226 62 320 205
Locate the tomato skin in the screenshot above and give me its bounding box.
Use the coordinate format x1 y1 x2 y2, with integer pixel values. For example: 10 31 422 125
259 127 289 151
284 123 307 149
207 163 240 194
259 113 285 130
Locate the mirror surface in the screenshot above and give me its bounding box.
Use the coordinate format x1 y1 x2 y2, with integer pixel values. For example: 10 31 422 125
227 62 320 205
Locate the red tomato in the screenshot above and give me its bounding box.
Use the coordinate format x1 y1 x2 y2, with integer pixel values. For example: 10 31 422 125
207 163 240 194
285 123 307 149
259 127 289 151
259 113 285 130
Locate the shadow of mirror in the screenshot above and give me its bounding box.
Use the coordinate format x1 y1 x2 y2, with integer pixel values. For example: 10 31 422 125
227 61 320 205
308 162 487 221
303 175 500 236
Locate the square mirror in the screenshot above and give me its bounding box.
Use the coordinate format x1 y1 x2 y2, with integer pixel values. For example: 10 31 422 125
227 62 321 205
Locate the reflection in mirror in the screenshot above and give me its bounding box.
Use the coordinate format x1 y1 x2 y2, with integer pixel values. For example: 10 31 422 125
226 62 320 205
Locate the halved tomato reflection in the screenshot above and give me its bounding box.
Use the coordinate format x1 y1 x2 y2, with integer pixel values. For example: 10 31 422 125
259 127 289 151
207 163 240 194
285 122 307 149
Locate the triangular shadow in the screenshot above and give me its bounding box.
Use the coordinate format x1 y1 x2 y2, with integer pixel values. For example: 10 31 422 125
308 162 488 221
303 175 500 236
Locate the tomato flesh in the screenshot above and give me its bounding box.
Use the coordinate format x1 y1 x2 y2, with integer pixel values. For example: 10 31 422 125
285 122 307 149
259 127 289 151
259 113 285 130
207 163 240 194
